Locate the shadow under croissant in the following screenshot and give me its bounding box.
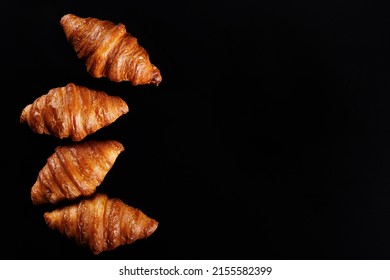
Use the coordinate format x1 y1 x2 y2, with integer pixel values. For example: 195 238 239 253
44 192 158 255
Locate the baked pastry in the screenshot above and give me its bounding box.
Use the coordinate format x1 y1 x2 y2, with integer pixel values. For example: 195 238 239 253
60 14 162 86
20 83 129 142
31 140 124 205
44 193 158 255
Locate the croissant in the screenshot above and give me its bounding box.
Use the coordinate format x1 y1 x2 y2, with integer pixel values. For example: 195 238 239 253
44 193 158 255
31 140 124 205
60 14 162 86
20 83 129 142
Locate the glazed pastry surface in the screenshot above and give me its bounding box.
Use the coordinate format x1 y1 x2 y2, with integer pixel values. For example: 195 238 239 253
20 83 129 142
61 14 162 85
44 193 158 255
31 140 124 205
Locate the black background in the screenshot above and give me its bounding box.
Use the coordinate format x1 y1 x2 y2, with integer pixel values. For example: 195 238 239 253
3 0 390 260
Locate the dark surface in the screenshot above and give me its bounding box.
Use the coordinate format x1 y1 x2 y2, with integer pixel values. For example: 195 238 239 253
3 0 390 259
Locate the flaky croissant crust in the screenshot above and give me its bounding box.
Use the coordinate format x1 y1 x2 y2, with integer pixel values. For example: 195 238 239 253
20 83 129 142
61 14 162 86
44 193 158 255
31 140 124 205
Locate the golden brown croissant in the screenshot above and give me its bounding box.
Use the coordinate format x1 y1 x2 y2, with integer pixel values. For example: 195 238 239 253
20 83 129 142
44 193 158 255
60 14 162 86
31 140 124 205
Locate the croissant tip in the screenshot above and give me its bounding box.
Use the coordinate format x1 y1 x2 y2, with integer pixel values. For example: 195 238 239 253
31 185 47 205
151 71 162 86
31 196 45 206
108 139 125 152
60 14 70 25
31 185 45 205
60 14 84 31
148 219 159 236
61 13 76 22
43 211 58 229
20 106 29 123
43 212 50 223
